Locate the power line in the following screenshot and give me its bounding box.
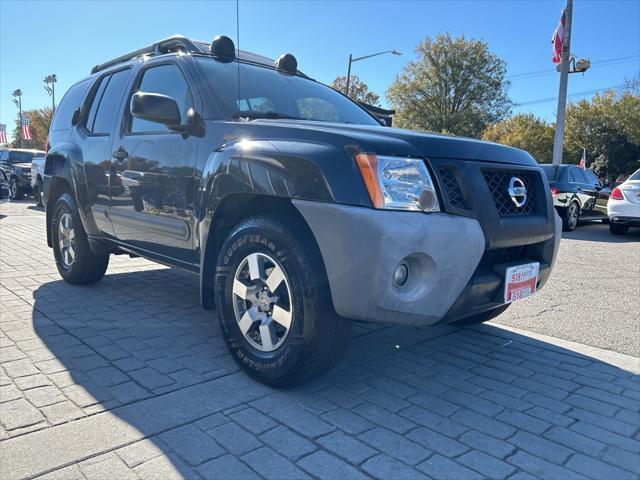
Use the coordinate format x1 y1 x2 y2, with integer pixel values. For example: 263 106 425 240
517 85 626 106
507 54 639 81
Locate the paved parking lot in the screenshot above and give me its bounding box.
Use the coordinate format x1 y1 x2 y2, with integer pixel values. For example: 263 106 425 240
1 200 639 479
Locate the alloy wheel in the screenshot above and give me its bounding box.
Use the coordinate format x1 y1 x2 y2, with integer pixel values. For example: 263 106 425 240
58 212 76 268
568 203 578 229
232 252 293 352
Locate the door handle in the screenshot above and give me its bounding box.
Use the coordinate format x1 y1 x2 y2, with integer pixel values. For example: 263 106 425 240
112 148 128 162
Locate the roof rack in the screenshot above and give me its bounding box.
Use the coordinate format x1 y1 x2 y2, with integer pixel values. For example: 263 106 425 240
90 35 203 74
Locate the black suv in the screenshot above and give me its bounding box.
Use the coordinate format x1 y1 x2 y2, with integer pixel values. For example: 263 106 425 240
541 164 611 231
0 148 46 200
43 35 561 386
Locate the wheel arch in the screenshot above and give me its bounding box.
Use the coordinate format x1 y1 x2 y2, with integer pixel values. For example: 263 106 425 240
198 193 330 311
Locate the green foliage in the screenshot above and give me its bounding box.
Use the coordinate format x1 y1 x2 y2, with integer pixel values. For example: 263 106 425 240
564 91 640 176
331 75 380 106
482 114 555 163
11 108 52 150
386 33 512 138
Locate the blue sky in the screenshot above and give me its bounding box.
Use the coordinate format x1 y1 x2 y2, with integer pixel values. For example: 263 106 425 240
1 0 638 128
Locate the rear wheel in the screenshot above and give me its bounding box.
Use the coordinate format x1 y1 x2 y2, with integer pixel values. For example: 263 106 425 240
52 193 110 284
609 222 629 235
33 179 43 206
215 216 351 387
562 201 579 231
454 304 510 325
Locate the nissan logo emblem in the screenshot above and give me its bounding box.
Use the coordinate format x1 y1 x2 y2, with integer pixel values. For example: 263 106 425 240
508 177 527 207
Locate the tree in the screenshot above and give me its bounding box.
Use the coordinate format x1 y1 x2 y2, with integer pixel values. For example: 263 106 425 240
11 108 52 150
331 75 380 106
386 33 512 138
564 91 640 176
482 114 555 163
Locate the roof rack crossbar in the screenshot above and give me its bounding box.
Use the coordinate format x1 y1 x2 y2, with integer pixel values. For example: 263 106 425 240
90 35 203 74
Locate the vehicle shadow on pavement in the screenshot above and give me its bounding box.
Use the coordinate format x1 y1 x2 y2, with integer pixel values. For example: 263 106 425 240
20 268 640 479
565 223 640 243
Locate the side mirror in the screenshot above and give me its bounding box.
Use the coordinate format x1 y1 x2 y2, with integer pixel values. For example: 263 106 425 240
130 92 181 128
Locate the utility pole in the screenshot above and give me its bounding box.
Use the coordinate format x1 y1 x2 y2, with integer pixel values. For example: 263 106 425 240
552 0 573 166
11 89 23 148
346 54 353 97
44 74 57 113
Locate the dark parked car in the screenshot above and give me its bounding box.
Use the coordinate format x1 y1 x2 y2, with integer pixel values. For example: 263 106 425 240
541 164 611 231
0 167 10 203
0 148 46 200
43 35 561 386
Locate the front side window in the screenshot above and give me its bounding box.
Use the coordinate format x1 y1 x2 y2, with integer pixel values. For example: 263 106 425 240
130 64 192 133
195 57 379 126
582 169 600 186
569 167 586 183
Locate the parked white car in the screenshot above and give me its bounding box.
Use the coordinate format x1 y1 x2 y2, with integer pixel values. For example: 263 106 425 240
31 155 45 206
607 168 640 235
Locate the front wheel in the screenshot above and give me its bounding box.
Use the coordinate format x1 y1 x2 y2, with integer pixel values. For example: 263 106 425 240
214 216 351 387
52 193 110 284
609 222 629 235
562 202 579 231
33 180 43 206
9 178 21 200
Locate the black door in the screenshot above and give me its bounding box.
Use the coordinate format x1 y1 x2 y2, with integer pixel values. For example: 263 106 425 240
79 68 133 236
109 60 199 264
569 167 596 215
582 168 610 216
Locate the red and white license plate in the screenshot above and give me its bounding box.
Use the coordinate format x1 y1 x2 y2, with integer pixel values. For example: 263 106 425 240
504 262 539 304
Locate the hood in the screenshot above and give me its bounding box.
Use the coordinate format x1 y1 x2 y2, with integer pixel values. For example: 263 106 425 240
246 119 538 167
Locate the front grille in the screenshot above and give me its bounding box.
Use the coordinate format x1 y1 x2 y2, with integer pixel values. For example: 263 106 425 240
477 246 524 271
438 167 468 209
483 170 536 216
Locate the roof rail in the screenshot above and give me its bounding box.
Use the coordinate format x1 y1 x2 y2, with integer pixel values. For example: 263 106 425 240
90 35 203 74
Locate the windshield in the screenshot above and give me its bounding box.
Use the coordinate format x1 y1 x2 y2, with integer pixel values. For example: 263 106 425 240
9 151 43 163
195 57 379 126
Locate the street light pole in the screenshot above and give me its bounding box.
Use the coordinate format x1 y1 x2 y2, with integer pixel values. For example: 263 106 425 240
345 49 401 98
552 0 573 166
44 74 57 113
11 89 23 148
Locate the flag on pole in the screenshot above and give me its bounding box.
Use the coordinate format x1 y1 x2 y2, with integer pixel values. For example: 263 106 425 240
552 9 566 65
21 115 32 141
579 148 586 168
0 124 7 145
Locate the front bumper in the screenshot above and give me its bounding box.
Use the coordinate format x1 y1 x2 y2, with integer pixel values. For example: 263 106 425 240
294 200 561 327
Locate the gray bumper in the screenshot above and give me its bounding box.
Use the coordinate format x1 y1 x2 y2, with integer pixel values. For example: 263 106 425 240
293 200 486 327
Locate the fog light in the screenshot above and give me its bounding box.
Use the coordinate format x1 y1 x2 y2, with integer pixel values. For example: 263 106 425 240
394 262 409 287
419 187 438 212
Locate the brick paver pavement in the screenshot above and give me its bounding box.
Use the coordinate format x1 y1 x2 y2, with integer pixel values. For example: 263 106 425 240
1 201 639 479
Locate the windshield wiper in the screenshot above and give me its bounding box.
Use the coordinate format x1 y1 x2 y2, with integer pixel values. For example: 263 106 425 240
233 110 305 121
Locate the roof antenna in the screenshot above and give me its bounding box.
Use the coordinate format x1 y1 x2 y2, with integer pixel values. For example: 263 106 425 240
236 0 242 119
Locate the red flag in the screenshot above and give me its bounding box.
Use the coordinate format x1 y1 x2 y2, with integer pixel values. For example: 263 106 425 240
579 148 586 168
552 9 566 65
21 115 32 141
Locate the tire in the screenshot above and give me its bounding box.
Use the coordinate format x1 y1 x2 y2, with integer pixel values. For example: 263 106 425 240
454 304 510 326
562 201 579 231
214 215 351 387
33 179 43 206
609 222 629 235
51 193 110 285
9 178 21 200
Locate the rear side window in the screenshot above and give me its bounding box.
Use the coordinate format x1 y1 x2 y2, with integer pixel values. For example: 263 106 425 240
630 169 640 181
51 80 91 132
130 64 192 134
569 167 586 183
84 76 109 133
92 69 131 135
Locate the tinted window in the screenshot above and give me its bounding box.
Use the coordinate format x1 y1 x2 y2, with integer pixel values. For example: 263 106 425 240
84 75 109 133
582 169 600 186
569 167 586 183
93 69 131 135
195 57 379 126
9 151 42 163
630 169 640 181
51 79 91 132
131 64 192 133
541 165 558 181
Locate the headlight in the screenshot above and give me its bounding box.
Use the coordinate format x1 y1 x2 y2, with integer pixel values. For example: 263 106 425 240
355 153 440 212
